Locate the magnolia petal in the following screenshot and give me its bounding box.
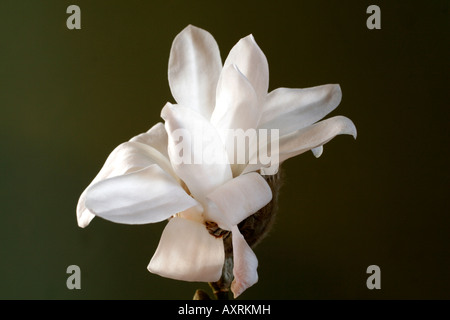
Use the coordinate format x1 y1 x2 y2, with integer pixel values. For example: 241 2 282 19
168 25 222 119
210 64 259 175
76 191 96 228
242 116 356 174
85 164 198 225
211 64 259 134
129 122 169 159
223 35 269 102
76 140 173 228
259 84 342 136
311 146 323 158
205 172 272 230
277 116 357 164
161 102 232 201
148 217 224 282
230 225 258 298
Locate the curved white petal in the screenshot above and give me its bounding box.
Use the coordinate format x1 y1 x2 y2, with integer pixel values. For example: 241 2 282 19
85 164 198 225
277 116 357 164
129 122 169 159
259 84 342 136
148 217 224 282
161 103 232 200
77 140 173 228
242 116 356 174
168 25 222 119
211 64 259 134
205 173 272 230
231 225 258 298
210 64 259 175
77 191 96 228
223 35 269 102
311 146 323 158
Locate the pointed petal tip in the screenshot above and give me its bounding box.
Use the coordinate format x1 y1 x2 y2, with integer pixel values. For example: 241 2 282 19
239 33 262 50
76 194 95 227
231 275 259 298
329 84 342 106
181 24 201 34
241 33 256 44
348 119 357 139
334 83 342 96
231 280 244 298
336 115 357 140
77 220 88 228
147 260 158 276
76 210 94 228
312 146 323 158
231 283 241 299
181 24 210 37
160 102 174 120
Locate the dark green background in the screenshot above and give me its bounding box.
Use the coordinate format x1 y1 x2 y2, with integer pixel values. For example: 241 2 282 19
0 0 448 299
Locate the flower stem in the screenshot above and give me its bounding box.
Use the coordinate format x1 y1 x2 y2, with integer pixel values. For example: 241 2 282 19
208 282 230 300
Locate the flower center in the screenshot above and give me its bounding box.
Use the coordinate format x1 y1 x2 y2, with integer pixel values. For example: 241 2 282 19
205 221 230 239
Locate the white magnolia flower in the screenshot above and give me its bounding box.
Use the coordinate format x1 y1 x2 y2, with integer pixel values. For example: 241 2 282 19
76 25 356 298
